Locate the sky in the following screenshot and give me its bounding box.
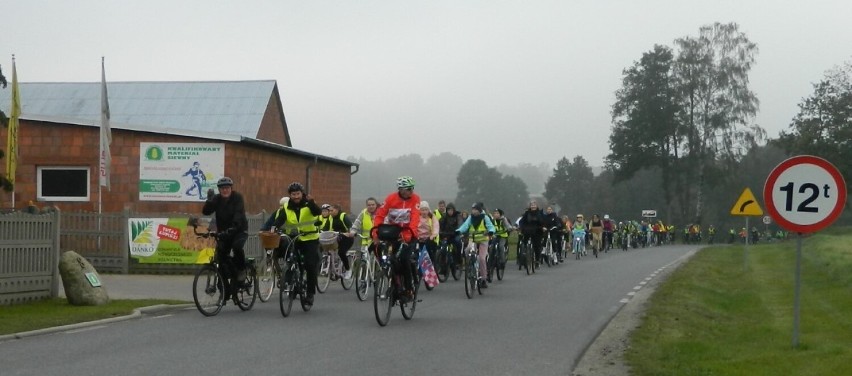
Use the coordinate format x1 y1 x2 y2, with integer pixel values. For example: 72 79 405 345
2 0 851 168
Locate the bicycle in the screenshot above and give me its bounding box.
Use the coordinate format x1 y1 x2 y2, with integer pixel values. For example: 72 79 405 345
542 227 559 267
189 217 258 316
373 224 420 326
462 235 484 299
279 234 313 317
572 228 586 260
487 237 508 282
437 237 462 281
317 231 355 293
518 234 536 275
353 234 380 301
257 230 287 303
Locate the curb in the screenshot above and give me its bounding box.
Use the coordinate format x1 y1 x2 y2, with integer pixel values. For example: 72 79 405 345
0 303 193 342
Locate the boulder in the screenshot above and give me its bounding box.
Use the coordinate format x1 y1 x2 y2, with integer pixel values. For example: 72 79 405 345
59 251 110 306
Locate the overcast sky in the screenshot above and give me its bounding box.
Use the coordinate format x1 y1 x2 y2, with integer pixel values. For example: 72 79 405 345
3 1 850 167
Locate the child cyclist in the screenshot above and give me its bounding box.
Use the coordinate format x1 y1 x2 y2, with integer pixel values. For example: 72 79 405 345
455 202 495 288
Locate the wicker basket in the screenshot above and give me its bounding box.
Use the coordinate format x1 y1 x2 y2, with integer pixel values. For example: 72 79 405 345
319 231 339 251
258 231 281 249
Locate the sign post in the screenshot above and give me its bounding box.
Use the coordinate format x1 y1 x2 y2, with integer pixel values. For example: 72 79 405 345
763 155 847 348
730 187 764 270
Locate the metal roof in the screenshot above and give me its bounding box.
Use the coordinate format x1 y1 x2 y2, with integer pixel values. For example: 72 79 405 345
0 80 277 138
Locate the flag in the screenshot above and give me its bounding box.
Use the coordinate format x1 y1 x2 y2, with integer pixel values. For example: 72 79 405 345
99 57 112 190
418 245 440 288
5 56 20 186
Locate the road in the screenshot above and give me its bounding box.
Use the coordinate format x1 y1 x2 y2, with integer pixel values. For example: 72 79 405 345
2 244 700 376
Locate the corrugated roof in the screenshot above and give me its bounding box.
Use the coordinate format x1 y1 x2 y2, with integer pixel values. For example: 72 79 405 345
0 80 276 138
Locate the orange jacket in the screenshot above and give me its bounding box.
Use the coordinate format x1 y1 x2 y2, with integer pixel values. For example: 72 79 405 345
374 191 421 242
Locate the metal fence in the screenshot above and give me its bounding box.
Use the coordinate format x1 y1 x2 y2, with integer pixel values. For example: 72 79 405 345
0 210 61 305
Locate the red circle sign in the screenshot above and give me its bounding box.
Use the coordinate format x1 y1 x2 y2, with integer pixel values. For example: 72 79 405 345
763 155 847 233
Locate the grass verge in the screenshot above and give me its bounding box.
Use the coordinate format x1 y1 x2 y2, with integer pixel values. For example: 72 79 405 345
626 228 852 375
0 298 188 335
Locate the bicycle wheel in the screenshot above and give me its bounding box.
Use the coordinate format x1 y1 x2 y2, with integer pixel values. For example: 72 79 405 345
235 268 257 311
450 251 462 281
355 259 370 301
341 254 355 290
435 246 448 282
279 265 296 317
374 269 393 326
316 254 331 293
257 256 275 303
401 273 419 320
525 244 533 275
193 264 224 317
496 246 506 281
544 243 553 267
299 271 313 312
465 255 476 299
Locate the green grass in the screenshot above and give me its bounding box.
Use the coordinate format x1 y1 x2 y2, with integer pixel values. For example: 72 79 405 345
0 298 187 335
627 227 852 375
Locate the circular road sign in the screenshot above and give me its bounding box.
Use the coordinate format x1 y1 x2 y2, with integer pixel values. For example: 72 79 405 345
764 155 847 233
762 216 771 225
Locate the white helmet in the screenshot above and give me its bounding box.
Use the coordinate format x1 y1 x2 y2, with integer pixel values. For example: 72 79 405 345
604 214 610 220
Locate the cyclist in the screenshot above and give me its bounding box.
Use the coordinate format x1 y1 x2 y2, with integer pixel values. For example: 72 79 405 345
543 205 563 264
572 214 587 254
707 224 716 244
602 214 614 250
372 176 421 302
455 202 495 287
417 201 440 263
202 177 248 300
518 200 546 269
490 208 515 281
318 204 332 228
589 214 604 253
347 197 379 252
269 182 322 307
320 204 354 279
438 203 463 270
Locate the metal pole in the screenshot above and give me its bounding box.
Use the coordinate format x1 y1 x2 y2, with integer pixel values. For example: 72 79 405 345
743 217 749 271
792 233 802 348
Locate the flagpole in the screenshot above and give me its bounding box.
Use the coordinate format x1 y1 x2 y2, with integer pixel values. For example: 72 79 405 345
7 54 19 210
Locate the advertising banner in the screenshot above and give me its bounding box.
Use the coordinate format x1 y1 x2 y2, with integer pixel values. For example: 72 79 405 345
139 142 225 201
128 217 215 264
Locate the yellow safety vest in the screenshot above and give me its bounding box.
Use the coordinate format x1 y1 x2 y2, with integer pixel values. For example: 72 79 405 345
494 217 509 238
281 203 319 241
358 208 373 246
468 220 488 243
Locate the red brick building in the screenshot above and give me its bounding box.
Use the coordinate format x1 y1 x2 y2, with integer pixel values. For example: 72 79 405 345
1 81 357 214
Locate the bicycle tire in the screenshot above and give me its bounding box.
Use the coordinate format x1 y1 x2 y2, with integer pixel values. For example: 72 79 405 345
465 254 476 299
300 271 312 312
235 268 257 311
525 244 532 275
401 273 419 320
279 265 296 317
496 245 506 281
317 254 331 293
341 254 355 290
436 249 449 282
355 259 369 301
545 243 553 267
374 269 393 326
193 264 224 317
451 255 462 281
257 257 275 302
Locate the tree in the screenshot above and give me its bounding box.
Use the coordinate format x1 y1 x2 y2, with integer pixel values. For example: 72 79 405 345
543 156 595 216
455 159 528 217
673 22 764 222
775 60 852 208
608 45 683 218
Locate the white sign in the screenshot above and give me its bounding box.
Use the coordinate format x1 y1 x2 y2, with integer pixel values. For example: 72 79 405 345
139 143 225 202
641 210 657 218
763 155 847 233
762 216 771 225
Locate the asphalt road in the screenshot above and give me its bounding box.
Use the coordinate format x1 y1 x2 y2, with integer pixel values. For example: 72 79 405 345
2 244 700 376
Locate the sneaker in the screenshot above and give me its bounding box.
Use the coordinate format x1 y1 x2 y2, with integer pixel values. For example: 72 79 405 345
480 279 488 288
303 294 314 306
343 269 352 279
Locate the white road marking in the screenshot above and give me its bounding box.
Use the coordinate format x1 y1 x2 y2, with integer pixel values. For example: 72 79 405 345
620 298 630 303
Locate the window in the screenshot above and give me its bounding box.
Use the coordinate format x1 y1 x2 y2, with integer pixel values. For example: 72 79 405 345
37 167 90 201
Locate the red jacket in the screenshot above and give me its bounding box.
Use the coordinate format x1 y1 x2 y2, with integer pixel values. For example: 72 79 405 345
374 191 421 242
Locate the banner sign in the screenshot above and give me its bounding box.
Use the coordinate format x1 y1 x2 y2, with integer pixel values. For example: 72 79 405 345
139 142 225 201
128 217 214 264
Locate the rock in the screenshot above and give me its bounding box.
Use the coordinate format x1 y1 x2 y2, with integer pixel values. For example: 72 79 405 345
59 251 110 306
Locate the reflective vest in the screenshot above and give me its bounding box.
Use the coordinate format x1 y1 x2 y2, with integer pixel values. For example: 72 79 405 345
280 203 320 241
358 208 373 246
468 219 489 243
494 217 509 238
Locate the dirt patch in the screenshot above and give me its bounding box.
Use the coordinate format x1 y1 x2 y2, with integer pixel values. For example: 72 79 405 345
571 250 697 376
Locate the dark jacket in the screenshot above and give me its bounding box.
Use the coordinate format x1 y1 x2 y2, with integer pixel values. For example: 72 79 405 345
543 212 562 232
202 192 248 234
438 212 462 237
518 209 545 235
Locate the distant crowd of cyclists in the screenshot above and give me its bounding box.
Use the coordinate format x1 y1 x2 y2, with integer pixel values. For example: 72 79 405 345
200 175 789 311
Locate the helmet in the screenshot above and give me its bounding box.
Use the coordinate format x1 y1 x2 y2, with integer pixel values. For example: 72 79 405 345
321 204 332 210
471 202 484 211
279 196 289 206
287 182 305 193
604 214 610 220
216 177 234 187
396 176 415 189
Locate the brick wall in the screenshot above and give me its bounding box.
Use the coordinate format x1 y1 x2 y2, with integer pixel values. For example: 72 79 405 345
1 119 352 215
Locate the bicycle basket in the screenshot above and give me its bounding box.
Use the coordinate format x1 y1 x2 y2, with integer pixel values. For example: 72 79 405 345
258 231 280 249
319 231 339 251
376 224 402 242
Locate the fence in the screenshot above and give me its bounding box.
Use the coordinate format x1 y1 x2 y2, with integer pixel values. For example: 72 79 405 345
0 210 61 305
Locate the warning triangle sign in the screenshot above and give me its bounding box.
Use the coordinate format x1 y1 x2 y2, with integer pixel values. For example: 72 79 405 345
730 187 764 216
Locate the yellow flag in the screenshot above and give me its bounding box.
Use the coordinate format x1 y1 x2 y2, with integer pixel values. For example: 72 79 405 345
5 57 20 186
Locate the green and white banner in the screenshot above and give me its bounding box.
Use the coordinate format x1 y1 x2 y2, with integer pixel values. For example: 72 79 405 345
139 142 225 201
128 217 215 264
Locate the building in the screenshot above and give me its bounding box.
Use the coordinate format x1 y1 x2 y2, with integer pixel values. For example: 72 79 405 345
0 80 357 214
